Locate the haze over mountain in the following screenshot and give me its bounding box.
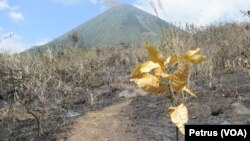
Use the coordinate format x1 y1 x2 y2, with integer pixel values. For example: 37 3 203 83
27 4 175 52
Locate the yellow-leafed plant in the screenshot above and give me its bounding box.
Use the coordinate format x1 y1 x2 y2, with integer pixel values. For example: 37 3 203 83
130 42 206 134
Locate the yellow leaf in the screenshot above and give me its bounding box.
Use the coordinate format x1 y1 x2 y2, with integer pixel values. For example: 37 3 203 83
131 73 159 87
186 55 207 64
148 84 169 94
182 86 197 97
172 80 187 93
181 48 207 64
153 67 171 79
144 42 165 67
168 103 188 135
165 55 178 66
131 61 161 76
130 73 168 94
185 48 200 57
170 64 188 92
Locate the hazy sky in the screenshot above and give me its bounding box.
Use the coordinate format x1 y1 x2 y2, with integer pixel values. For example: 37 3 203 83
0 0 249 53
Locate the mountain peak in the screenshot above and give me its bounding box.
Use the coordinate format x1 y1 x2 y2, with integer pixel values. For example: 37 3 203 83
26 3 177 53
107 4 145 13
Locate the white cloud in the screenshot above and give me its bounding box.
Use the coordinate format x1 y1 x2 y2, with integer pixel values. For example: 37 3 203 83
0 32 30 54
0 0 9 10
89 0 97 4
0 0 18 10
88 0 123 10
133 0 250 26
0 1 23 22
0 33 51 54
53 0 82 5
53 0 117 6
9 11 25 22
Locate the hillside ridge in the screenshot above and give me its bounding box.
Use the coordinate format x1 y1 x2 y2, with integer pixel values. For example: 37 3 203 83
26 4 175 53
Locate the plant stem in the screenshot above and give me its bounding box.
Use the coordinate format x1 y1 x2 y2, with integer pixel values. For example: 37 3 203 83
176 126 179 141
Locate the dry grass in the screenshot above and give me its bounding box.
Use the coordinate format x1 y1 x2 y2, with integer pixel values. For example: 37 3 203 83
0 22 249 140
159 22 250 86
0 44 145 140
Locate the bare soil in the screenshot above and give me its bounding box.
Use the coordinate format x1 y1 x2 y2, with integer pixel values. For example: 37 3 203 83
1 71 249 141
68 100 137 141
67 72 250 141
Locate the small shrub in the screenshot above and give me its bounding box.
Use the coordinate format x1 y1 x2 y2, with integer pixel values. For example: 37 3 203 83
130 42 206 134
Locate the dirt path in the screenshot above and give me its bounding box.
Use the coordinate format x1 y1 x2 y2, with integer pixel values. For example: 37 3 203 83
67 73 250 141
68 99 139 141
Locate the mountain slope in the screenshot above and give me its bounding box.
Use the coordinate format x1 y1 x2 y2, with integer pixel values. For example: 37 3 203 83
27 4 175 52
